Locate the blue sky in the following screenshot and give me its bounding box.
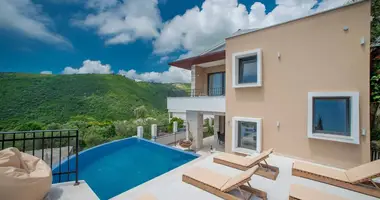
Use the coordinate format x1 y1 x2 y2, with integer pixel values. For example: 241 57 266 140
0 0 345 82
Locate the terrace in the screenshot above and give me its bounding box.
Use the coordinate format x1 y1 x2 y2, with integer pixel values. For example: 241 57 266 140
1 128 379 200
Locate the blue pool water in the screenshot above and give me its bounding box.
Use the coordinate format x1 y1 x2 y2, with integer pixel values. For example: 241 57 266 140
52 138 198 199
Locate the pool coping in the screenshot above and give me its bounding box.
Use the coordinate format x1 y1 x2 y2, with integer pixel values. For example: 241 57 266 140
52 136 199 171
137 137 199 157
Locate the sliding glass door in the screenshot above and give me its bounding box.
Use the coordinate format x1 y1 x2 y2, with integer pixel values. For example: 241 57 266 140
208 72 225 96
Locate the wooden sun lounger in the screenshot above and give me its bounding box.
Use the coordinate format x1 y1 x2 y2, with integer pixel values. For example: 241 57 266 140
135 194 157 200
292 160 380 198
182 166 267 200
289 184 347 200
213 148 279 180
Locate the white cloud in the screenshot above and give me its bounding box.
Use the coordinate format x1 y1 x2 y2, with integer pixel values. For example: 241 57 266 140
154 0 348 56
74 0 162 45
118 66 190 83
62 59 190 83
0 0 71 47
63 60 113 74
40 71 53 74
158 56 170 64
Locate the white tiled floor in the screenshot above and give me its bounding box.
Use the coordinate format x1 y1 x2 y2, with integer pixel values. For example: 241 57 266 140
46 181 99 200
112 152 379 200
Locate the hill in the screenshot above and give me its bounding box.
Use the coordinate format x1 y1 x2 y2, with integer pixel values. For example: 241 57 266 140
0 73 189 130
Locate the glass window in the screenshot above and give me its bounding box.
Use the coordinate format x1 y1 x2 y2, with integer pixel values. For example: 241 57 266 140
312 97 351 136
237 121 257 150
208 72 225 96
238 56 257 84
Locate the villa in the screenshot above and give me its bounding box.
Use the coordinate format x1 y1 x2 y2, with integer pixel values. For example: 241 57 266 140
168 0 371 169
1 1 380 200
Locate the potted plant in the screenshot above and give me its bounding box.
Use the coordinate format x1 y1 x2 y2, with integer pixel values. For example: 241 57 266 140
179 121 193 149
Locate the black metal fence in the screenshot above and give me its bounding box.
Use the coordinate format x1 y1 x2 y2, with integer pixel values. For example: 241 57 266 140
0 129 79 185
168 87 225 97
371 147 380 161
153 125 187 146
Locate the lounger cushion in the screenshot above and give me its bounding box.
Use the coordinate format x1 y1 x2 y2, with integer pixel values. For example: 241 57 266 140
246 148 274 166
183 167 230 189
215 148 274 167
290 184 347 200
215 153 251 166
221 166 258 192
293 161 349 182
136 194 157 200
345 160 380 183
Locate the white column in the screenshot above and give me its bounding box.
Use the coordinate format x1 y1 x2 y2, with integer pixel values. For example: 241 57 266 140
185 122 189 141
191 65 196 97
173 121 178 134
214 115 220 144
151 124 157 141
186 111 203 150
137 126 143 138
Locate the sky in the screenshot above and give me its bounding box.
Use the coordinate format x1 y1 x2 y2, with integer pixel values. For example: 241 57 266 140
0 0 349 83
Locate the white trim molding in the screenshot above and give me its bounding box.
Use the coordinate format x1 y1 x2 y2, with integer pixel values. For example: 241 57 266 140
307 92 360 144
232 48 262 88
232 117 262 154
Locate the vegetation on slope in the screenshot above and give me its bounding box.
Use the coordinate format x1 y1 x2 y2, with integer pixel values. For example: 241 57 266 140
0 73 186 130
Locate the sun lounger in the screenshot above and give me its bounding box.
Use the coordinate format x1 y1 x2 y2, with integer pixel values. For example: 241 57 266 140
292 160 380 198
213 148 279 180
135 194 157 200
289 184 347 200
182 166 267 200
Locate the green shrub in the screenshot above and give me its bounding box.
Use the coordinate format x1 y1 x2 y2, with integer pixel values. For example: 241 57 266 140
16 121 44 131
371 129 380 141
168 117 184 132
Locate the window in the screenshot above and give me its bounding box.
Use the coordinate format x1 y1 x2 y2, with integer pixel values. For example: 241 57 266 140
232 49 262 88
308 92 359 144
232 117 262 154
208 72 225 96
238 56 257 84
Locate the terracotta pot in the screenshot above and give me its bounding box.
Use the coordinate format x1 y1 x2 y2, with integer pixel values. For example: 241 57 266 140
179 140 192 148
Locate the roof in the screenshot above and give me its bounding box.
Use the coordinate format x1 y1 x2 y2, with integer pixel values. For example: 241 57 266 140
200 28 258 56
169 50 225 70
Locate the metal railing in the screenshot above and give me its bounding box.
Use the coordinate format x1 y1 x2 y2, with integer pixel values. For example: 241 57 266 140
0 129 80 185
153 125 186 146
371 147 380 161
157 124 170 137
168 87 225 97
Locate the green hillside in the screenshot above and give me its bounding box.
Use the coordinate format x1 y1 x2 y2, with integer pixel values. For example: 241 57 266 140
0 73 188 130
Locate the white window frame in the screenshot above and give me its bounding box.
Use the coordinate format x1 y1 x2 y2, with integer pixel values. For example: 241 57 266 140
232 117 262 154
232 48 262 88
307 92 360 144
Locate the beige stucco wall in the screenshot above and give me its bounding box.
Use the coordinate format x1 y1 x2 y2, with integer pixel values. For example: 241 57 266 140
225 1 371 169
194 65 225 95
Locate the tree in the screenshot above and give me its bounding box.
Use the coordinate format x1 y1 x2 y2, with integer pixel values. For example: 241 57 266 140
370 0 380 42
133 105 148 119
16 122 44 131
371 63 380 140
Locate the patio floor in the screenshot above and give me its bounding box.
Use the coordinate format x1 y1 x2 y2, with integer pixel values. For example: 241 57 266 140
45 181 98 200
112 152 378 200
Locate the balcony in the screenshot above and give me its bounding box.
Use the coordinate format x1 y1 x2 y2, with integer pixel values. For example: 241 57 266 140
167 87 225 113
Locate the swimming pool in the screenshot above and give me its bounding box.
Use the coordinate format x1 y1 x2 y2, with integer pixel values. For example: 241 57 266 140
52 137 198 199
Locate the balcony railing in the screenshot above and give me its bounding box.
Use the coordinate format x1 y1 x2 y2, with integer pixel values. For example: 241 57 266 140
0 129 80 185
168 87 225 97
